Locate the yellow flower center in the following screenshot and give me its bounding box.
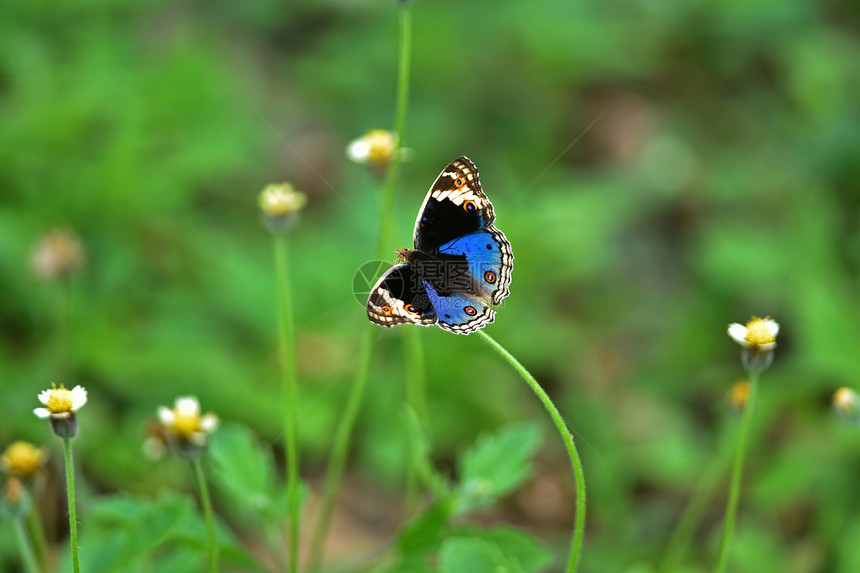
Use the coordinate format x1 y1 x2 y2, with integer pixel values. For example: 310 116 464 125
365 130 397 166
1 441 45 478
46 387 74 413
171 412 201 439
258 184 307 217
728 380 750 408
744 317 775 346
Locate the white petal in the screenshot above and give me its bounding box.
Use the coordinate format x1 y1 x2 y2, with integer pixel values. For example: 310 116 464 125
347 139 370 162
175 396 200 417
200 414 219 433
33 408 51 419
727 323 749 346
37 390 52 405
157 406 175 425
70 385 88 410
189 432 207 447
764 319 780 337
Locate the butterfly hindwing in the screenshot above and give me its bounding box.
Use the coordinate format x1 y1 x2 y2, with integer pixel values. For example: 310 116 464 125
423 281 495 334
413 157 495 252
367 264 437 328
437 225 513 305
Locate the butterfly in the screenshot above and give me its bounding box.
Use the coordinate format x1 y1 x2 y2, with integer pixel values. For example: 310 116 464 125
367 156 513 334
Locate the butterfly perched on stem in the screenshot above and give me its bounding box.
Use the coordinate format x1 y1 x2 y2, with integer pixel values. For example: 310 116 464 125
367 156 513 334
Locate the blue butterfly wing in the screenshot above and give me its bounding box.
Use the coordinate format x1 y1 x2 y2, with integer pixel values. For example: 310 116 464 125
423 281 495 334
438 226 513 305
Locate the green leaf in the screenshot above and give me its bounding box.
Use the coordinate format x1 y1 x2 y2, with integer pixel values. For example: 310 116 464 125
78 491 193 571
396 499 456 557
440 537 512 573
457 422 542 512
208 422 280 518
476 526 553 573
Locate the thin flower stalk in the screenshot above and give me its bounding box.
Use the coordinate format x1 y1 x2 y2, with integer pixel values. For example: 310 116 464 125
62 438 81 573
309 3 414 570
274 234 301 573
192 458 218 573
477 330 586 573
660 423 734 571
13 515 40 573
715 372 759 573
308 328 374 573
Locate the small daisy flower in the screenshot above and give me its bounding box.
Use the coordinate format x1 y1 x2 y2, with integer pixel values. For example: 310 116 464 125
727 380 750 410
727 316 779 373
833 387 859 420
1 441 46 480
158 396 219 458
347 129 398 171
727 317 779 351
31 228 85 280
34 383 87 438
259 183 307 234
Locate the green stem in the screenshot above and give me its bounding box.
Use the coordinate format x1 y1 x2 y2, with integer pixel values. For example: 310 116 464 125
308 5 414 570
376 0 412 257
274 235 301 573
477 331 585 573
192 459 219 573
26 497 48 571
307 327 375 573
715 373 759 573
14 516 40 573
62 438 80 573
660 430 733 572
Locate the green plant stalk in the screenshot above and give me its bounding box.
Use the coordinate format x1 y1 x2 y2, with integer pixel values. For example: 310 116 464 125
13 516 40 573
192 459 219 573
308 4 415 570
62 438 80 573
660 430 733 572
715 372 759 573
307 327 374 573
26 498 48 571
478 330 585 573
376 1 412 257
274 235 301 573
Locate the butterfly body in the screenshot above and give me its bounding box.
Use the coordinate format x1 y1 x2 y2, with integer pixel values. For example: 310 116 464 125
367 157 513 334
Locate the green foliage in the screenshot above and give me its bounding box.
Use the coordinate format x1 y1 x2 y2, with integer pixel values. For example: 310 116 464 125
2 0 860 570
74 490 257 572
388 423 548 572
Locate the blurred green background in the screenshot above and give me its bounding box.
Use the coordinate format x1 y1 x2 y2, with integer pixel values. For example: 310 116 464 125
3 0 860 571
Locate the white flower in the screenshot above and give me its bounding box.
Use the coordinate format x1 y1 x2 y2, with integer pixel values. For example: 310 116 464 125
833 387 858 417
158 396 219 448
347 129 398 168
33 384 87 419
727 317 779 351
258 183 307 218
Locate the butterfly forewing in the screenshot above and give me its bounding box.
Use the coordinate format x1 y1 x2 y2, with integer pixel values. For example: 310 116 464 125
413 157 496 252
